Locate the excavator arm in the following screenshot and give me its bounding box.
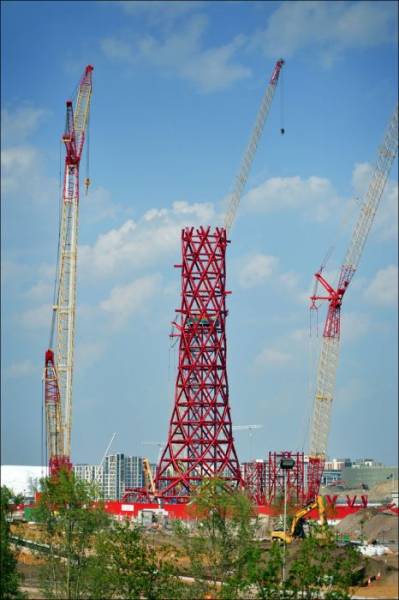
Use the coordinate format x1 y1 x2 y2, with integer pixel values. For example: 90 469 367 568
272 496 327 543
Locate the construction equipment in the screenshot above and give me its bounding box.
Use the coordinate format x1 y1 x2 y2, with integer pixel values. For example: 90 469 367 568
307 103 398 500
272 495 327 544
224 59 284 234
43 65 93 476
142 457 161 506
143 458 157 496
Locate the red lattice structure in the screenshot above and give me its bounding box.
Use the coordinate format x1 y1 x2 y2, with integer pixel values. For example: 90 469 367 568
155 226 243 502
242 461 267 504
266 451 305 505
306 456 325 503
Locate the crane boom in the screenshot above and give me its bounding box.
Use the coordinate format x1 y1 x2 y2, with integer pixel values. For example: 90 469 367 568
223 59 284 234
308 103 398 495
44 65 93 475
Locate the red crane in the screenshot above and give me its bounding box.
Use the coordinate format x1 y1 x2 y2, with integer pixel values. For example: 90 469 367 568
307 103 398 500
44 66 93 476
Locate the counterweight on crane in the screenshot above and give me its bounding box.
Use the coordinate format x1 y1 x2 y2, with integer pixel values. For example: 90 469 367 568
307 103 398 501
44 65 93 476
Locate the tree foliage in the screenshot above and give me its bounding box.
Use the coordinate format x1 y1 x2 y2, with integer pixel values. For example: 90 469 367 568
175 478 258 599
0 486 26 600
33 472 363 600
86 520 185 599
36 469 109 599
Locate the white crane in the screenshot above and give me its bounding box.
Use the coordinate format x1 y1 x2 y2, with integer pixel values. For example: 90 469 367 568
44 65 93 475
223 59 284 234
307 103 398 499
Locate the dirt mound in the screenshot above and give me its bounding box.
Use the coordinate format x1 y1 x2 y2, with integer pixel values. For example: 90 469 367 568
369 480 398 501
321 479 397 502
336 508 398 544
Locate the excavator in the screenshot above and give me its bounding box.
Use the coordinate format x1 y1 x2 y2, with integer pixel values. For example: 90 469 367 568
272 495 327 544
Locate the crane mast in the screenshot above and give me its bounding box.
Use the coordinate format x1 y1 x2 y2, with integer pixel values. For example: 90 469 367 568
224 59 284 234
44 65 93 475
307 103 398 498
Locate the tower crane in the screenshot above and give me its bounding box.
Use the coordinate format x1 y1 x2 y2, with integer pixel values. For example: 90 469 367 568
223 59 284 234
44 65 93 476
307 103 398 500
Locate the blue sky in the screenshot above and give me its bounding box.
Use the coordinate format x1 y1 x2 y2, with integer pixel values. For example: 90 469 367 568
2 0 398 469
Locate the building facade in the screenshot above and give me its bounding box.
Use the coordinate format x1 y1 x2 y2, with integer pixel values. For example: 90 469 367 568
74 454 145 500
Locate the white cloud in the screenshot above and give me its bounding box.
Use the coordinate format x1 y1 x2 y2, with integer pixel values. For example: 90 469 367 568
255 347 292 368
244 175 340 221
290 328 309 342
364 266 398 308
114 0 204 21
254 1 397 67
75 341 106 369
101 37 134 61
341 311 370 342
79 200 215 279
1 106 49 146
279 271 300 290
1 105 57 204
100 274 162 328
83 186 128 223
4 359 36 379
25 281 53 302
101 15 250 93
353 162 398 241
238 253 278 288
20 303 51 330
1 145 57 204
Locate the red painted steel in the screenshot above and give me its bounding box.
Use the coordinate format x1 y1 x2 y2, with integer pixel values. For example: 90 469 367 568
44 350 72 476
102 500 371 521
242 461 267 504
266 451 306 505
155 227 243 501
306 456 325 503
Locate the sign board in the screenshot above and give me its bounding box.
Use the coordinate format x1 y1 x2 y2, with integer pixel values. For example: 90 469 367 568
280 458 296 469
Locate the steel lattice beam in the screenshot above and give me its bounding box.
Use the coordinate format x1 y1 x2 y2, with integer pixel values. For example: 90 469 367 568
155 227 242 501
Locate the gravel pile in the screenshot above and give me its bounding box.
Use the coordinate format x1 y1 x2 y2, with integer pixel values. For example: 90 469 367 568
335 508 398 544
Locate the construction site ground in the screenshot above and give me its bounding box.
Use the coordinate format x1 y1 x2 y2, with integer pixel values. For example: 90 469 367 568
320 479 398 504
14 511 399 599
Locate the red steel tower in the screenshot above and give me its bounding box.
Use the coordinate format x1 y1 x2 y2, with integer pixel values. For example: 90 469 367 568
155 227 243 501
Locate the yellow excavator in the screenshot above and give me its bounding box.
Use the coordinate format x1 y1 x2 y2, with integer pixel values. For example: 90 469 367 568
272 495 327 544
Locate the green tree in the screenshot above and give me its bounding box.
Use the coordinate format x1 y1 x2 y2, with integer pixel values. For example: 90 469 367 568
0 486 26 599
284 524 362 600
86 519 185 599
36 469 109 599
175 478 258 599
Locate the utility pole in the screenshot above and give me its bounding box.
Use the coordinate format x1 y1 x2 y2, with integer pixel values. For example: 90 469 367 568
280 457 296 583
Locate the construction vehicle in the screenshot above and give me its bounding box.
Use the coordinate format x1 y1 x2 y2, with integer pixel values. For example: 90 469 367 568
272 495 327 544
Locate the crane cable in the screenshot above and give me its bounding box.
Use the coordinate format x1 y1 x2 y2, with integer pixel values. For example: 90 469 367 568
48 139 65 349
304 194 363 452
280 65 285 134
85 109 91 195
